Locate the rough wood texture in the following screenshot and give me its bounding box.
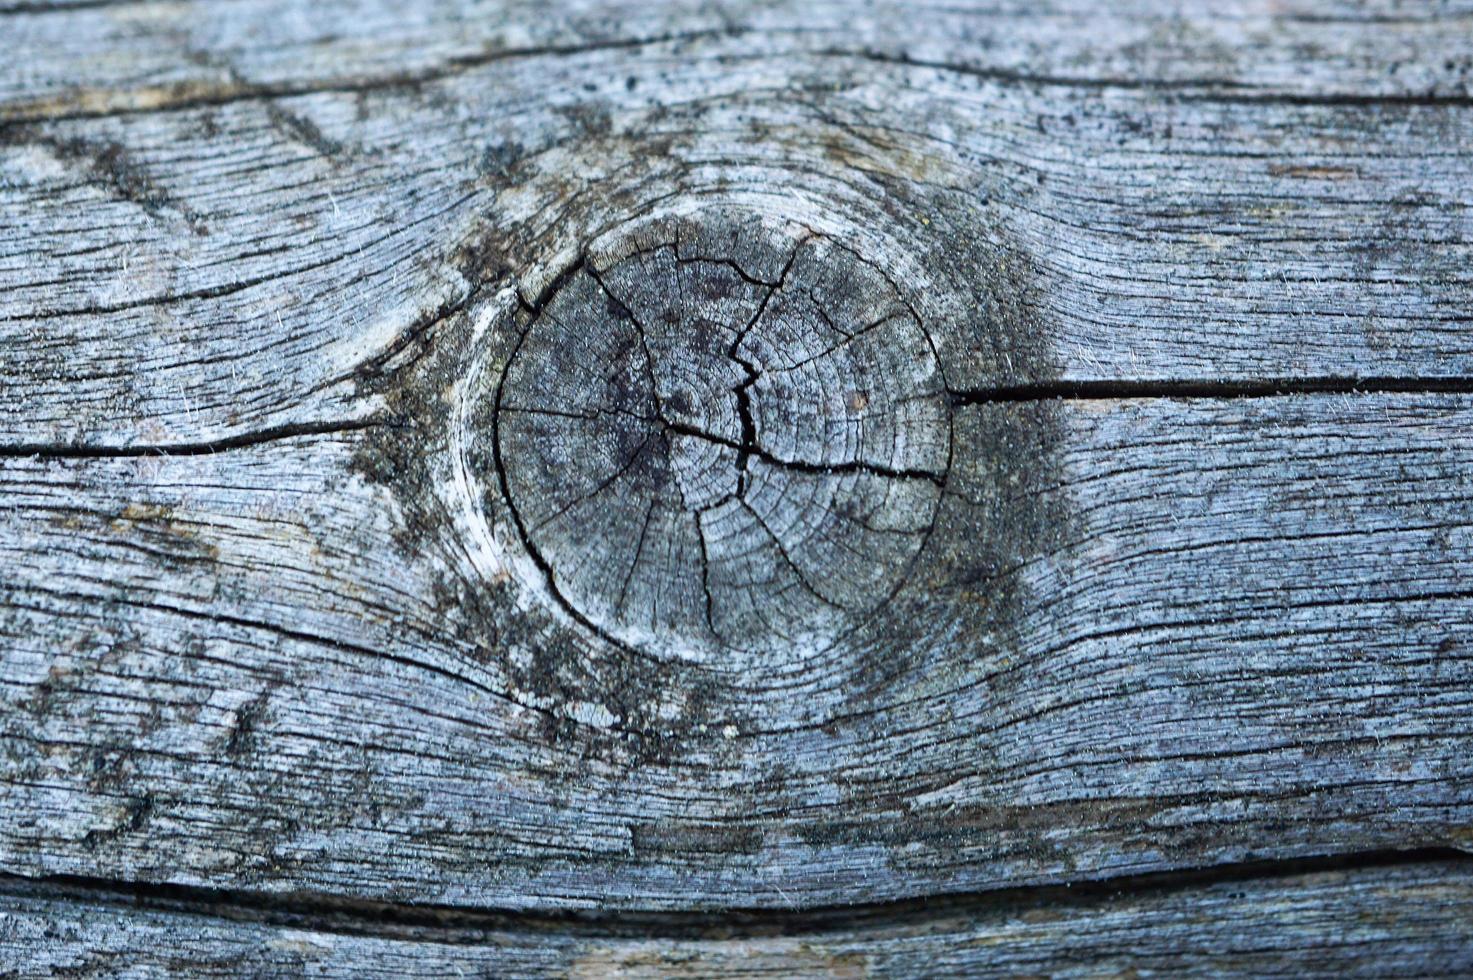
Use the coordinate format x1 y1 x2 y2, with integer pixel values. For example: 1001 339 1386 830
5 1 1473 448
5 389 1470 908
498 227 949 662
3 859 1472 977
3 0 1473 969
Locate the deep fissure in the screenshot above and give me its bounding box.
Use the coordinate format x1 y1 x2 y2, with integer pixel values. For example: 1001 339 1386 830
5 849 1468 942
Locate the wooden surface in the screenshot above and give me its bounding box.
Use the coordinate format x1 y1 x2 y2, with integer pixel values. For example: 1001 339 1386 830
3 0 1473 973
4 858 1472 976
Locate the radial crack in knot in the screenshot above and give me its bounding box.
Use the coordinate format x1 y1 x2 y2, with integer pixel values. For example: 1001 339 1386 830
494 225 951 664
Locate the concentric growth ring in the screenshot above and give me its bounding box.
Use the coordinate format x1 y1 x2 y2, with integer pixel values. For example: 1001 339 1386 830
495 225 951 664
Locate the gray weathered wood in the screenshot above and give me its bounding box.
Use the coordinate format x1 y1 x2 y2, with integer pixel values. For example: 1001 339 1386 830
4 1 1472 447
3 0 1473 967
3 391 1470 908
3 860 1472 977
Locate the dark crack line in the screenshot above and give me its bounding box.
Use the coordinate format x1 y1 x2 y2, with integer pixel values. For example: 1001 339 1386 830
528 431 657 534
515 252 589 315
0 30 747 127
4 849 1466 942
948 375 1473 404
651 424 725 645
820 239 953 655
595 240 783 291
0 417 387 459
771 310 912 374
499 404 657 425
739 497 846 613
503 233 945 657
663 419 945 485
0 247 325 324
824 49 1473 108
673 250 782 289
727 234 811 498
490 314 677 672
814 238 951 452
6 32 1467 131
809 289 857 339
693 507 720 639
15 582 562 727
585 262 671 425
345 280 485 387
490 239 1462 676
731 352 760 495
656 236 810 517
615 499 658 616
0 0 147 13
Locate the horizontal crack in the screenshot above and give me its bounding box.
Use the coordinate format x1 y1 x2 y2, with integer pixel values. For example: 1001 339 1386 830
662 419 944 485
9 377 1464 461
1 848 1468 942
0 417 387 460
949 375 1473 405
0 30 745 126
0 0 141 13
7 36 1465 124
828 49 1473 108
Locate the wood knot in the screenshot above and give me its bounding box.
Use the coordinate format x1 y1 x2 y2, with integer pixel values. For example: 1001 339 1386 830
492 221 950 663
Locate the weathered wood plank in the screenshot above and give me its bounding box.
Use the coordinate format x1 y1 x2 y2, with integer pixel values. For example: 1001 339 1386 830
8 0 1473 122
3 391 1469 909
4 1 1473 961
3 859 1472 977
3 2 1471 446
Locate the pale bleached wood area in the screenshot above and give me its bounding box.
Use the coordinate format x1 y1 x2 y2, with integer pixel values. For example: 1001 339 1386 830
3 0 1473 975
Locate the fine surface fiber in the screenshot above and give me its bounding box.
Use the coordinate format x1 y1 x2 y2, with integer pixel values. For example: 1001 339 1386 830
3 0 1472 972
